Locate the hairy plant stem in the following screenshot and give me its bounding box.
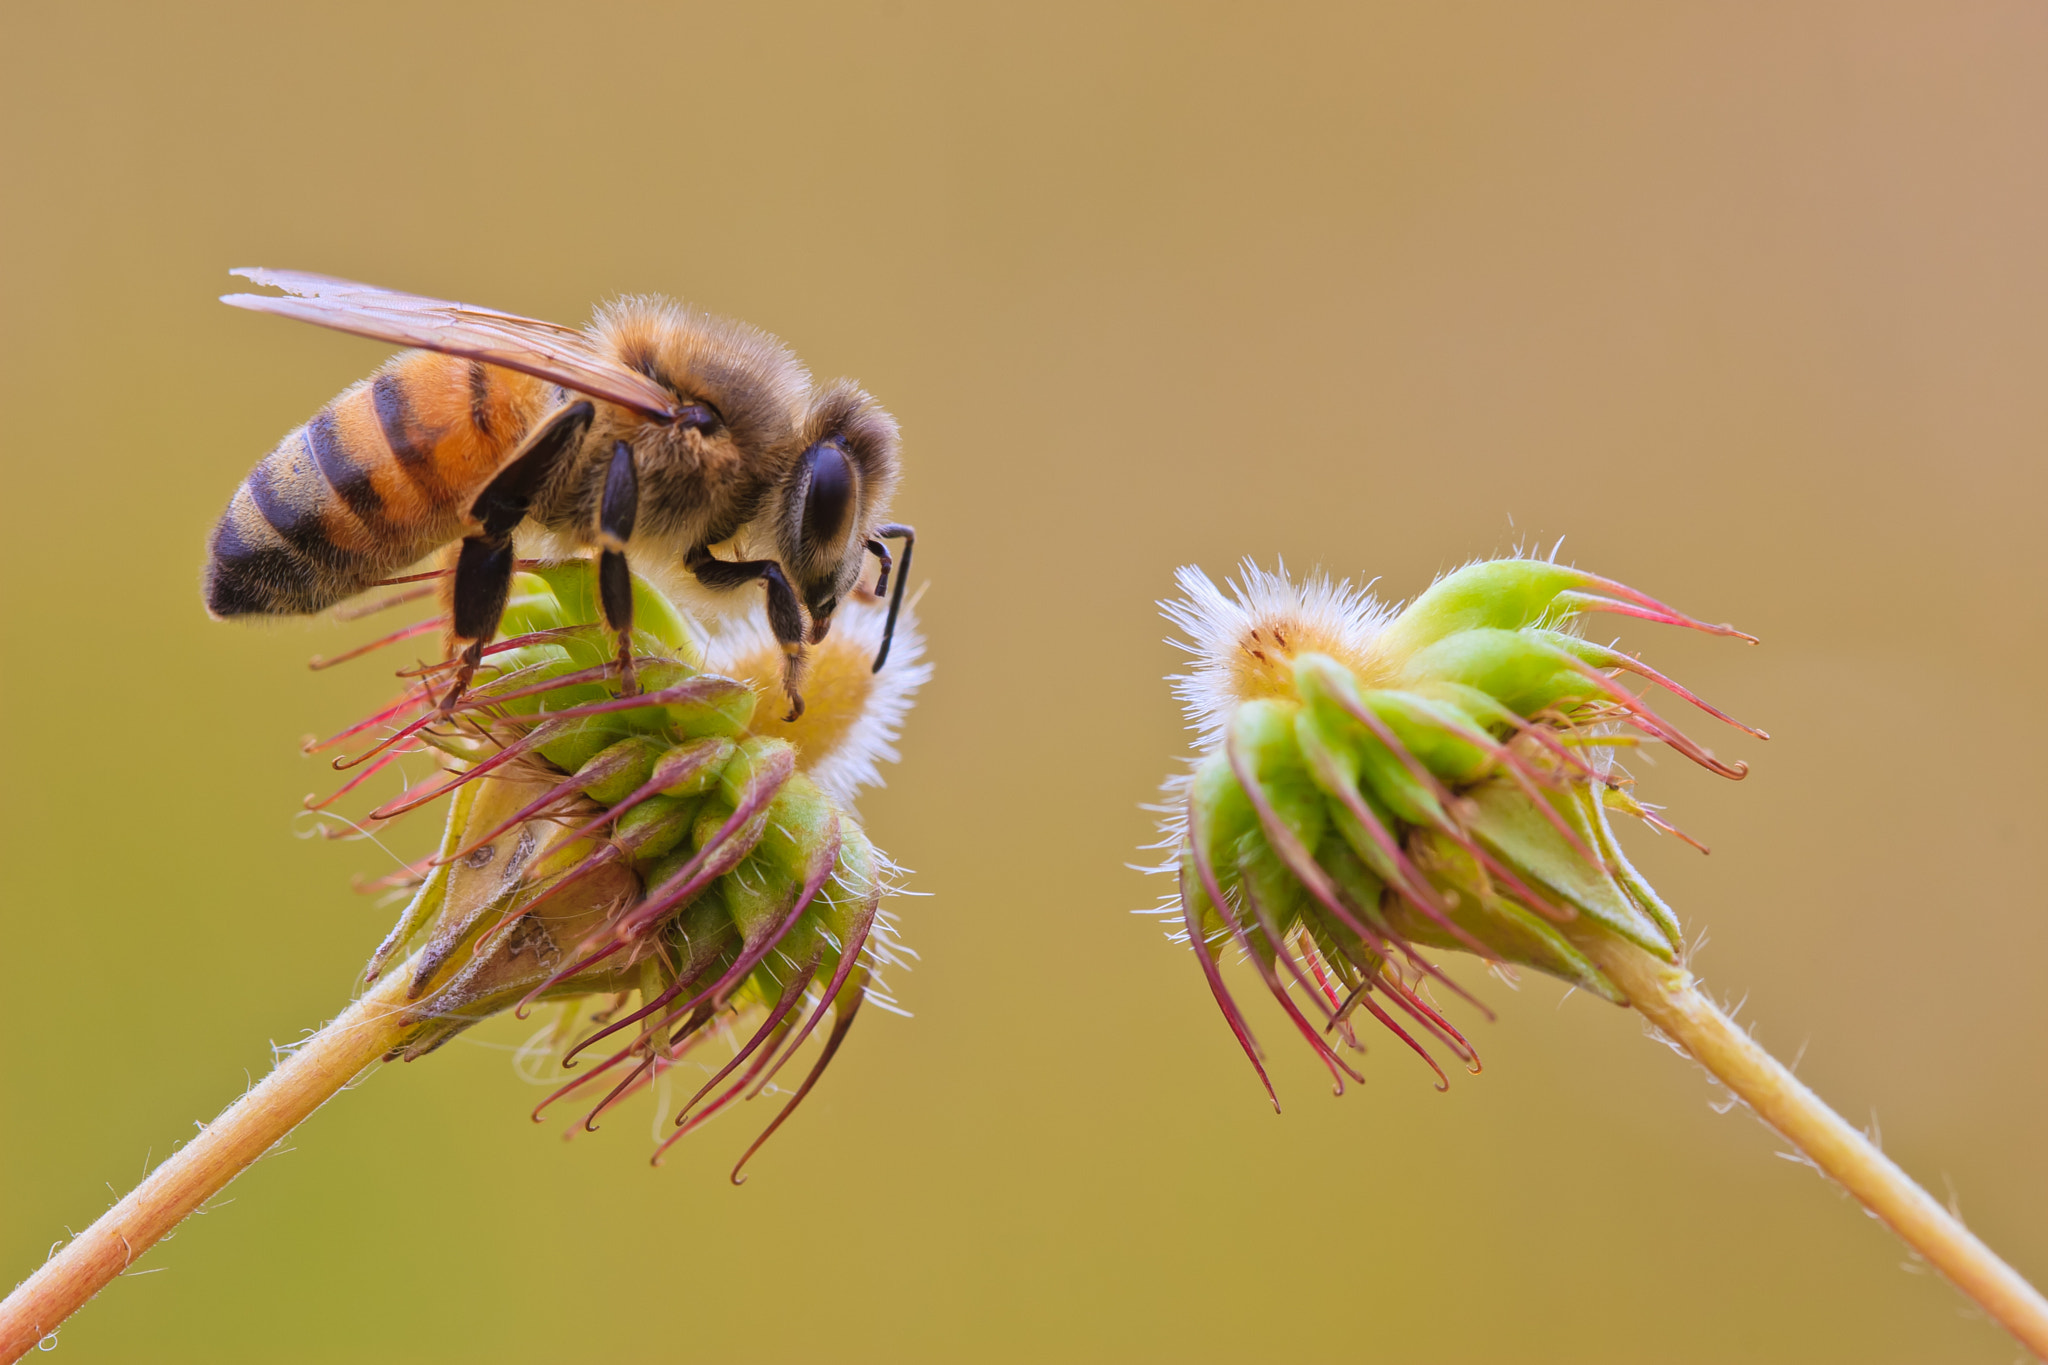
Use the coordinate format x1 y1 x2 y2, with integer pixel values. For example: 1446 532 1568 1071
1582 935 2048 1360
0 963 419 1362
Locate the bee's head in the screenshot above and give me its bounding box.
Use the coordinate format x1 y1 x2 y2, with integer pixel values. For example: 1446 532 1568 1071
780 380 900 642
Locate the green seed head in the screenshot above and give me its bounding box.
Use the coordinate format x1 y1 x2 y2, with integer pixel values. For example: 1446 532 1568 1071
1155 557 1759 1103
308 561 926 1175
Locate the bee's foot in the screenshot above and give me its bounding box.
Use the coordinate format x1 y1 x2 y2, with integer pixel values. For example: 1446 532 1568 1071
778 646 808 724
613 637 640 697
432 644 483 717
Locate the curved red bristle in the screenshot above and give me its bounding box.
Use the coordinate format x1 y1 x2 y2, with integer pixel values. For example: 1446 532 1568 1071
309 616 446 672
1561 658 1748 779
435 734 632 865
330 708 443 773
564 814 837 1066
666 960 819 1130
333 583 438 622
612 748 796 940
651 1005 808 1163
1576 642 1769 740
1376 972 1481 1071
546 740 727 853
1239 881 1365 1092
742 897 880 1101
487 676 748 729
456 663 616 711
305 741 424 811
1227 724 1492 1021
306 687 434 755
1563 574 1758 643
725 975 869 1183
1339 978 1450 1090
1183 804 1279 1111
514 937 631 1019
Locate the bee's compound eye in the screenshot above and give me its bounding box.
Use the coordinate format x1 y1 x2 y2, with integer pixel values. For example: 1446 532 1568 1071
798 440 855 553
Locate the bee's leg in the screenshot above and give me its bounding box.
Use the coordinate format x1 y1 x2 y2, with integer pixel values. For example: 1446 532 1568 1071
865 523 915 673
595 440 639 696
685 546 809 722
441 541 512 712
439 401 595 714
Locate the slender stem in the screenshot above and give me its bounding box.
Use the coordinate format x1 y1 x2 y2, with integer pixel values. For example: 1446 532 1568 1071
0 965 419 1362
1582 935 2048 1360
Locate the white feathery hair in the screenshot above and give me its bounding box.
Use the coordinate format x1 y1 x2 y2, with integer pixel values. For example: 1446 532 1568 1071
701 590 931 811
1159 559 1397 755
1135 561 1397 937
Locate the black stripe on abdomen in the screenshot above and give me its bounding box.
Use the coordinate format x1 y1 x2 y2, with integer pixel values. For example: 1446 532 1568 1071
205 491 324 615
468 360 494 438
372 374 453 504
246 436 340 557
306 409 383 522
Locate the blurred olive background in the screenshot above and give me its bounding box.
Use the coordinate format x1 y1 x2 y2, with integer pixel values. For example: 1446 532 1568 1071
4 3 2046 1361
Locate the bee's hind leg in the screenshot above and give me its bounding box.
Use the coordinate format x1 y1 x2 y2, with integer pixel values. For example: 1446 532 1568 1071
596 440 640 696
439 401 595 715
685 545 809 722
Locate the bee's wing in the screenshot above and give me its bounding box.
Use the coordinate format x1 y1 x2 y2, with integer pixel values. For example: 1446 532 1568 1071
221 268 682 420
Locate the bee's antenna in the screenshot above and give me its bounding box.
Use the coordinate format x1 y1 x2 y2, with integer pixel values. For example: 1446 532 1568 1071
869 524 915 673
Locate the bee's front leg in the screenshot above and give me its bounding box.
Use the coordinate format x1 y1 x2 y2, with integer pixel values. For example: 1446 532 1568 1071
596 439 639 696
685 546 809 721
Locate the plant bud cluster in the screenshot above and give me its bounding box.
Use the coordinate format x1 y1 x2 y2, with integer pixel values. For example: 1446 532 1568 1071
1158 558 1759 1101
310 561 922 1173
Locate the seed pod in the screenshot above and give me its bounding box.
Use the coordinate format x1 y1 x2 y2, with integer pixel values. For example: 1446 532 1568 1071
1155 558 1760 1103
313 560 925 1174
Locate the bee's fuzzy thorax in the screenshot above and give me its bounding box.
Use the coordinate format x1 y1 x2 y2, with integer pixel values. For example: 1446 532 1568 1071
591 296 810 457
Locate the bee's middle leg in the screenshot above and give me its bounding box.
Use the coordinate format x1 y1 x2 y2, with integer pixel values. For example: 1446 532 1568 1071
685 546 809 721
596 439 639 696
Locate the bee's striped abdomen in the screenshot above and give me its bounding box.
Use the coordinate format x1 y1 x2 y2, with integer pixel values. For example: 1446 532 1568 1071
204 353 546 617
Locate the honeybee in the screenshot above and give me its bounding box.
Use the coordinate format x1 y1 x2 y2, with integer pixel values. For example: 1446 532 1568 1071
204 269 914 719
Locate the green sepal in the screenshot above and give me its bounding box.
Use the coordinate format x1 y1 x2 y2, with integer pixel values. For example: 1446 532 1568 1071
1586 787 1684 955
1306 828 1392 974
1463 779 1672 957
811 823 881 960
528 561 703 665
1405 680 1529 743
659 737 737 795
718 736 797 806
1291 699 1415 889
1401 829 1624 1001
1292 655 1449 827
1397 628 1602 719
660 891 740 982
577 735 666 805
668 678 760 739
487 653 613 718
535 716 633 774
723 848 800 946
1370 559 1586 667
1227 701 1325 939
368 778 481 978
752 776 836 883
1365 691 1493 786
619 793 699 866
1229 700 1325 847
